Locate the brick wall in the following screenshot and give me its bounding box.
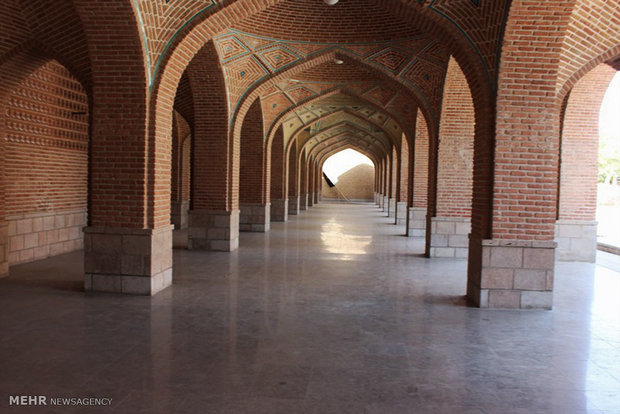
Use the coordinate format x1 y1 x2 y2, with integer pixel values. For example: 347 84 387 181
559 64 616 221
413 110 429 209
436 57 474 218
240 97 268 204
4 60 88 265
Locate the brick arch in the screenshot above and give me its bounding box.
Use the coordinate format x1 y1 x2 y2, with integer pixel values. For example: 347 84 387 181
556 0 620 100
313 138 384 169
299 122 392 162
70 0 149 228
319 146 379 174
265 87 416 153
289 115 395 159
232 49 437 148
183 41 231 211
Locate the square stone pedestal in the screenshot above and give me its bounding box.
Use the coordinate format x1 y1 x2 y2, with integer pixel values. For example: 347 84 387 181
408 208 426 237
84 225 173 295
396 202 407 225
189 209 239 251
555 220 597 262
288 196 300 215
387 198 396 217
429 217 470 258
379 195 386 210
300 194 308 211
467 237 555 309
0 222 8 277
171 200 189 229
271 199 288 222
240 203 270 232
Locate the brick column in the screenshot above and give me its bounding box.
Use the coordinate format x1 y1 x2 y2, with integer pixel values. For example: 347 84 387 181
388 147 397 218
187 44 239 251
239 98 270 232
397 134 409 225
556 64 616 261
171 112 191 230
0 135 7 278
81 3 173 295
430 57 474 257
467 5 565 309
270 126 288 222
299 150 308 211
307 157 315 208
409 110 429 237
288 142 300 216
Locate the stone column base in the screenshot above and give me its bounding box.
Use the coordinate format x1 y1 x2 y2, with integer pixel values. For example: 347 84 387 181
84 225 173 296
408 208 426 237
430 217 470 258
314 192 319 204
396 202 407 225
171 200 189 229
379 195 386 209
240 203 270 232
300 194 308 211
288 196 300 215
271 199 288 222
555 220 597 262
387 198 396 218
189 209 239 251
0 222 8 277
467 236 555 309
308 193 314 207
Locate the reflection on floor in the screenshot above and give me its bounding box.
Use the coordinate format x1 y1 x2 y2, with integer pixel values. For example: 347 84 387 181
1 202 619 413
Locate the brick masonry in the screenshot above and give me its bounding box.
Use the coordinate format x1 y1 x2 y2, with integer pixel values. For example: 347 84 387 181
430 217 471 258
171 201 189 230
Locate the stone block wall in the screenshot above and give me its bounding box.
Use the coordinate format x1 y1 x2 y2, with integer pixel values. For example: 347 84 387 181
240 203 270 232
468 238 555 309
408 207 426 237
555 220 597 262
7 210 86 266
429 217 470 258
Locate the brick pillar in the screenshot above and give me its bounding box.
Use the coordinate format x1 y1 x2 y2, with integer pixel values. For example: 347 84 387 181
0 131 7 278
299 150 308 211
397 133 409 225
430 57 474 258
307 157 315 208
270 126 288 222
388 147 397 218
409 110 429 237
239 98 270 232
556 64 616 261
187 44 239 251
467 6 564 309
85 71 172 295
288 142 300 215
171 112 191 230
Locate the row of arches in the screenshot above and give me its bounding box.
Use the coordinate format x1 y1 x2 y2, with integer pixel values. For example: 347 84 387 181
0 0 618 309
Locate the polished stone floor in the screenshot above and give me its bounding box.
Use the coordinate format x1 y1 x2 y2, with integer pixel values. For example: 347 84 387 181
1 202 619 413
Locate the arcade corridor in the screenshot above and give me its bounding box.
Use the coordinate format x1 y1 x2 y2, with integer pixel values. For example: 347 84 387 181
1 203 619 413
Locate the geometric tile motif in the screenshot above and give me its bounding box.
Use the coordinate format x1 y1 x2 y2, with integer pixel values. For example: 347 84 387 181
224 56 269 111
344 44 383 58
286 86 316 104
422 42 449 65
370 48 410 74
256 45 302 72
215 35 250 62
401 58 445 110
365 86 396 106
236 32 275 51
